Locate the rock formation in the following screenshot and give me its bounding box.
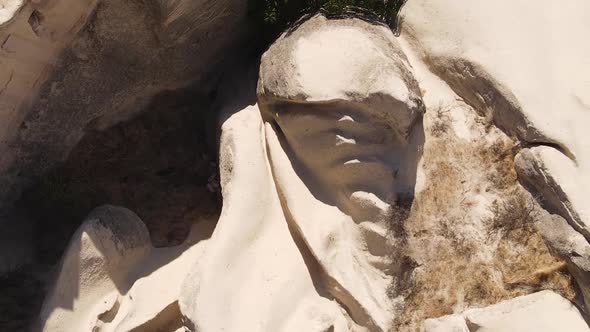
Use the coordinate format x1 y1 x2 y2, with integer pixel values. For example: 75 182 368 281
1 0 590 331
399 0 590 324
424 291 589 332
178 15 426 332
39 205 215 331
401 0 590 238
0 0 248 212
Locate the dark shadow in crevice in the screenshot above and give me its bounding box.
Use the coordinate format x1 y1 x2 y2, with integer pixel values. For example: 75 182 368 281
284 1 408 38
5 83 222 332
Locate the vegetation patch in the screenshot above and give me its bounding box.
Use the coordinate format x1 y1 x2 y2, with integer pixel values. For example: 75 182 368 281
389 104 574 331
429 107 451 138
248 0 407 43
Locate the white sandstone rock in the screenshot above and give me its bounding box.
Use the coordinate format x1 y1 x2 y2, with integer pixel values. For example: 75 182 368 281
37 3 590 331
424 291 590 332
39 206 152 331
400 0 590 238
258 14 424 138
179 16 425 332
179 105 351 332
0 0 23 26
248 14 424 331
39 205 214 332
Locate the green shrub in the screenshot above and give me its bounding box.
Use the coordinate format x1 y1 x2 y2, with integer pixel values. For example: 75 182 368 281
249 0 407 44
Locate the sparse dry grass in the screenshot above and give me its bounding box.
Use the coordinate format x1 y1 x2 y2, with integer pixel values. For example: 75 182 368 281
489 192 574 299
389 106 574 331
429 107 452 138
486 190 536 236
387 195 415 300
480 139 519 190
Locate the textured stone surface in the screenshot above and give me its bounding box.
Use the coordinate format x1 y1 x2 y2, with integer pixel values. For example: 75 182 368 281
39 205 215 331
17 2 590 331
424 291 590 332
400 0 590 324
179 14 427 332
258 14 424 138
400 0 590 238
0 0 249 213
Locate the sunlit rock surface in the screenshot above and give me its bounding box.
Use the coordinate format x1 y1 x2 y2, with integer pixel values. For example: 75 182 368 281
8 0 590 331
424 291 589 332
401 0 590 242
39 205 215 331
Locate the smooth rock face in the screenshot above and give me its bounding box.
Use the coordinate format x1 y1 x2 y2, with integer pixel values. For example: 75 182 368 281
258 14 424 137
179 105 351 332
400 0 590 238
39 205 215 332
424 291 590 332
179 15 425 332
39 205 152 331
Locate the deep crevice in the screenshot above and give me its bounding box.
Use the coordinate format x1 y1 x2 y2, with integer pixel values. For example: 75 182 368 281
28 10 47 39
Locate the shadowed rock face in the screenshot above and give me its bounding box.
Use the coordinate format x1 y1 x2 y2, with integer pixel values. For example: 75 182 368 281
0 0 249 213
39 203 218 332
0 70 226 332
264 100 423 224
19 86 220 261
0 0 248 284
258 15 424 224
30 62 255 332
175 14 426 332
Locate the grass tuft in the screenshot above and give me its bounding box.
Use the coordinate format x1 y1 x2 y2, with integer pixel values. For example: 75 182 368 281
388 105 574 331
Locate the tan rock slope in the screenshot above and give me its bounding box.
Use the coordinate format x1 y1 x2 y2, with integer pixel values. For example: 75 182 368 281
24 0 590 331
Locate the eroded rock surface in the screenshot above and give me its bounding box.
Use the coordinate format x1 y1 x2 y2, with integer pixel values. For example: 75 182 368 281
13 2 590 332
399 0 590 323
424 291 590 332
0 1 247 328
258 14 424 137
40 205 215 332
0 0 249 212
400 0 590 244
179 14 427 331
39 205 152 331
